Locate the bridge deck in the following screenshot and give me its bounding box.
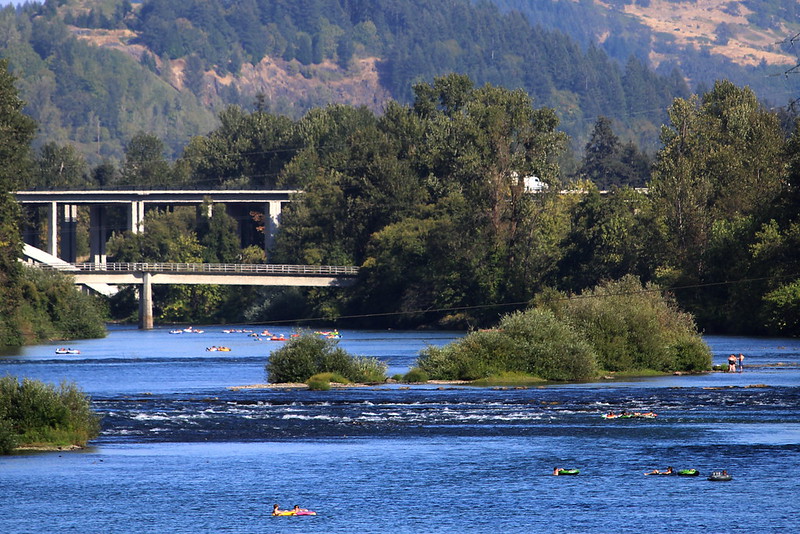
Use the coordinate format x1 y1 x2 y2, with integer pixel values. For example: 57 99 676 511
57 262 358 276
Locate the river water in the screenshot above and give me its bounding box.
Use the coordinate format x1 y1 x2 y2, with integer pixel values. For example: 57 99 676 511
1 326 799 533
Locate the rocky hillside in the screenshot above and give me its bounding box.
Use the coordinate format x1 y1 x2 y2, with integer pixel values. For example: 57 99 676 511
621 0 796 68
71 27 390 114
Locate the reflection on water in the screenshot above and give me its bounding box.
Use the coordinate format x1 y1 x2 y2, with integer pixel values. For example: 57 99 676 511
2 326 800 533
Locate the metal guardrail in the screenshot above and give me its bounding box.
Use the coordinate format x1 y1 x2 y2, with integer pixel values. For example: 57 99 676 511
41 262 359 276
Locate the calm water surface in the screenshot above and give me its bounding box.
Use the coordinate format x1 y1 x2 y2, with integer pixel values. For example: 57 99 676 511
2 326 799 533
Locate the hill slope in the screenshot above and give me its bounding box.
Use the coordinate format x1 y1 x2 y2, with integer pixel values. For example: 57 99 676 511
0 0 797 167
496 0 800 105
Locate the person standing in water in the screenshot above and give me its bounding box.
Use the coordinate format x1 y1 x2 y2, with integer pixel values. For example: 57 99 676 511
727 354 737 372
738 354 745 372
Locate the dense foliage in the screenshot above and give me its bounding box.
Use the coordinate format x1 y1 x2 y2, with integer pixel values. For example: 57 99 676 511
544 276 712 373
417 308 597 381
0 375 100 454
0 58 35 347
95 73 800 338
417 276 711 382
0 0 700 163
265 333 387 384
16 267 108 342
0 59 106 347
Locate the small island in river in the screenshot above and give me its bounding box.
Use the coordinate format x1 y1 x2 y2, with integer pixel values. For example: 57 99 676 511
257 277 713 391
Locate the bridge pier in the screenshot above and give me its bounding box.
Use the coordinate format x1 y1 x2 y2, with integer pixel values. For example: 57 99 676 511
265 200 284 251
89 205 108 266
46 201 58 257
129 201 144 234
138 272 153 330
60 204 78 263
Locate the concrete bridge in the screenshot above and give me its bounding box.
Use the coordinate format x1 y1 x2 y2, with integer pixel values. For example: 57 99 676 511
15 190 359 330
25 249 358 329
14 189 297 264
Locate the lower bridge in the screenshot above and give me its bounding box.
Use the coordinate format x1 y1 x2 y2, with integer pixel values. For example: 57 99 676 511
24 249 358 329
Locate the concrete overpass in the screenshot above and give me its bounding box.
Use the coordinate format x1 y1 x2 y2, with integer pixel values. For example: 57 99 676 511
14 189 298 263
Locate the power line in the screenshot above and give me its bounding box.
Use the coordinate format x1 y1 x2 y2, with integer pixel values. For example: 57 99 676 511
247 272 800 326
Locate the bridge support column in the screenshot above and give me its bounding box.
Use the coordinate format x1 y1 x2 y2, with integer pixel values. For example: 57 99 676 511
47 201 58 257
89 205 107 266
60 204 78 263
138 272 153 330
264 200 283 251
129 201 144 234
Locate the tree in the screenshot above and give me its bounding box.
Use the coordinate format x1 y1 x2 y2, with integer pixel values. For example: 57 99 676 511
557 187 655 293
0 59 36 347
32 142 90 190
179 106 297 189
648 81 788 332
578 116 651 189
650 82 785 279
119 132 174 188
579 116 620 188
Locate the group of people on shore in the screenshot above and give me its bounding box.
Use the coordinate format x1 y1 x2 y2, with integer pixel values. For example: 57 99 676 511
727 353 745 372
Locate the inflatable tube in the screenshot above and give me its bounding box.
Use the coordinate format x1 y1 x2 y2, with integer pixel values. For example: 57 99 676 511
603 412 657 419
677 469 699 476
708 472 732 481
555 469 580 475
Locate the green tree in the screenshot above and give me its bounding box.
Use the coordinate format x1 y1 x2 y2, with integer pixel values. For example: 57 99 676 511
0 58 36 347
32 142 90 190
577 116 650 188
557 187 655 293
649 82 787 330
179 106 297 189
119 132 175 188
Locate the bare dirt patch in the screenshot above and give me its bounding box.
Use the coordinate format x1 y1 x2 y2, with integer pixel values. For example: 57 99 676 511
619 0 796 67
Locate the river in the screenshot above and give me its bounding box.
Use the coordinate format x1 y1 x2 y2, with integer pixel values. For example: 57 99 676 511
1 326 799 533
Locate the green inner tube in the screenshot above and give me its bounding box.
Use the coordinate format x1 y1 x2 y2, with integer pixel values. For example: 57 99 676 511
557 469 580 475
677 469 699 476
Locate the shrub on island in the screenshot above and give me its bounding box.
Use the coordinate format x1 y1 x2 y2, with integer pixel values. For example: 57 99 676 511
416 276 712 382
307 372 350 390
543 276 712 373
417 308 598 381
266 333 387 384
0 376 100 454
401 368 430 383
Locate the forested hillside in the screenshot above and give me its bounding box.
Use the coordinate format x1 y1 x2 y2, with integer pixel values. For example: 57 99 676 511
495 0 800 107
0 0 694 163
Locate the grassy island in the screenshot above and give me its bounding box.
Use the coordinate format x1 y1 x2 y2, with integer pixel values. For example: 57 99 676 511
266 333 387 387
262 278 711 388
0 376 100 454
416 276 712 382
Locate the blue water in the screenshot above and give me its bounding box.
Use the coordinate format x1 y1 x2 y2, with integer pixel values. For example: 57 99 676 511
2 326 800 533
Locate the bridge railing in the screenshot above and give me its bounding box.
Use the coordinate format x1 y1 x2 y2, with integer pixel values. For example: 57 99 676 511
40 262 359 276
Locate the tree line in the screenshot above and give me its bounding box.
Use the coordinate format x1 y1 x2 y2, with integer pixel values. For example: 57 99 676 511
0 59 106 349
5 46 800 337
55 72 797 338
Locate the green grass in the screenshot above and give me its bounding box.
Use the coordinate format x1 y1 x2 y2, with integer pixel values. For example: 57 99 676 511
470 372 547 387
